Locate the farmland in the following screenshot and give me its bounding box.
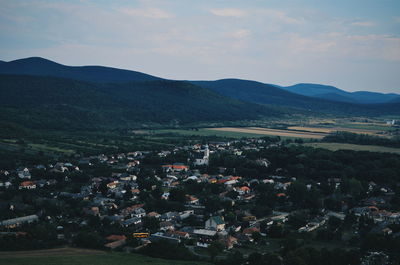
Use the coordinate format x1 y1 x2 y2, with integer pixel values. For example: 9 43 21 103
0 248 210 265
208 127 327 139
303 142 400 154
151 127 328 139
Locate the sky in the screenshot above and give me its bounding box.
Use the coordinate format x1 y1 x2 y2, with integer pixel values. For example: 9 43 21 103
0 0 400 93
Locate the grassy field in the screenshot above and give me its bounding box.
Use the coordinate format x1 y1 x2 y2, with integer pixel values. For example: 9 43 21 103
149 128 266 138
151 127 327 139
287 126 386 135
208 127 327 139
0 248 209 265
303 142 400 154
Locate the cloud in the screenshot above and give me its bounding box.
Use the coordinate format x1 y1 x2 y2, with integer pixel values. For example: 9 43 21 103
257 9 303 25
210 8 247 17
351 21 375 27
119 7 174 19
230 29 251 39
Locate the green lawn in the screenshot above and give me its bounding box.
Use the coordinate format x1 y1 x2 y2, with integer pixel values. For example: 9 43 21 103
303 142 400 154
0 252 210 265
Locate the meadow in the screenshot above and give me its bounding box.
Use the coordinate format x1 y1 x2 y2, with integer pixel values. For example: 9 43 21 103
0 248 210 265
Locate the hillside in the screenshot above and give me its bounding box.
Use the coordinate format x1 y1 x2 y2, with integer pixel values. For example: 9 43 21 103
0 74 276 130
283 83 400 104
191 79 400 115
0 57 161 83
1 57 399 131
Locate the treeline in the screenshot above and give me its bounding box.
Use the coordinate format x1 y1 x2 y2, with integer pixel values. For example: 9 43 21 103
323 131 400 148
216 145 400 184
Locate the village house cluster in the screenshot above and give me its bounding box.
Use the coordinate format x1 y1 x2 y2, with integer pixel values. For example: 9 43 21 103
0 138 399 259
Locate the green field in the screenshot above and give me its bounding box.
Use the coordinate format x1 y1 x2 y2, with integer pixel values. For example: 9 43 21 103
0 251 210 265
303 142 400 154
150 128 265 138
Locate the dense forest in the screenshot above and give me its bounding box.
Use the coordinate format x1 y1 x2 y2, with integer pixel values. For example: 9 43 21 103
0 74 277 130
322 131 400 148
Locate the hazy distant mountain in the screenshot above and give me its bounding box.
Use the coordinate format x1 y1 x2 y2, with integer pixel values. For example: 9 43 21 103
283 83 400 104
190 79 400 115
0 57 161 83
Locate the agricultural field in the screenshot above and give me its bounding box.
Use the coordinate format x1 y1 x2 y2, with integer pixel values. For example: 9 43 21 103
0 248 209 265
208 127 328 139
303 142 400 155
287 126 386 135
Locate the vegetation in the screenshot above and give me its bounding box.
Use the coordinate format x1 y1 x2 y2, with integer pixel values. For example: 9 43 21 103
0 74 277 130
323 131 400 148
303 142 400 155
0 250 210 265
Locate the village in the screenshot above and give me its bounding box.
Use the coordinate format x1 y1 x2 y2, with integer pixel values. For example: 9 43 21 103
0 137 399 262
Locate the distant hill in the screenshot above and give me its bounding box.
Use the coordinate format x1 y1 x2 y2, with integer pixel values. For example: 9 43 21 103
0 74 277 130
190 79 400 115
0 57 161 83
283 83 400 104
1 57 399 131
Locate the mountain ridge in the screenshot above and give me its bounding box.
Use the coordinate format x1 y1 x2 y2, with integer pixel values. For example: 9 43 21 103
0 57 161 83
1 57 399 131
0 74 278 130
282 83 400 104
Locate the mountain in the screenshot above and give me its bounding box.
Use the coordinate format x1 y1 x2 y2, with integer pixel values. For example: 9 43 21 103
0 74 277 130
282 83 400 104
190 79 400 115
0 57 161 83
1 57 399 131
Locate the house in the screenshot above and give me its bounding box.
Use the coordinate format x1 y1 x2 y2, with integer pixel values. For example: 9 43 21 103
193 229 217 247
149 232 181 244
160 212 180 222
104 235 127 249
133 208 146 218
166 230 190 239
235 186 251 195
121 217 142 227
161 192 170 200
147 211 161 219
19 181 36 190
0 215 39 228
84 207 100 216
17 168 31 179
160 221 174 231
243 227 260 236
161 163 189 172
205 216 225 231
107 181 119 189
120 204 145 217
106 234 127 241
186 195 199 205
220 235 238 249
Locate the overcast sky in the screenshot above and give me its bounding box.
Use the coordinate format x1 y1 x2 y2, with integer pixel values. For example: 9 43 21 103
1 0 399 93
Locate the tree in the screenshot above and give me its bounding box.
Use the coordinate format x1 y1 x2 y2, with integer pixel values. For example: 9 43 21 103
207 241 224 261
142 217 159 232
287 181 308 206
252 231 262 243
248 252 266 265
169 188 186 203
